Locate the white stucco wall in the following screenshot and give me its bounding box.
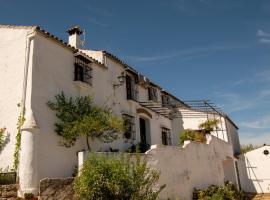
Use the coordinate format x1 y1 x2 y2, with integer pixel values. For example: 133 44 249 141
178 108 240 154
238 145 270 193
0 27 35 171
22 31 175 181
0 26 240 196
78 136 237 200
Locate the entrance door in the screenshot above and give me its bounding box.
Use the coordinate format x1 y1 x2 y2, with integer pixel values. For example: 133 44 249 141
140 118 147 145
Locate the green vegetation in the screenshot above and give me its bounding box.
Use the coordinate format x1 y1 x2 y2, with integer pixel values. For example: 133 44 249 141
193 182 248 200
0 127 6 150
179 119 219 145
127 142 150 153
13 113 25 171
240 144 257 154
74 153 165 200
47 92 125 151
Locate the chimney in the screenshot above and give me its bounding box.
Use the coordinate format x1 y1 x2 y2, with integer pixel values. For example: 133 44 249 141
66 25 83 49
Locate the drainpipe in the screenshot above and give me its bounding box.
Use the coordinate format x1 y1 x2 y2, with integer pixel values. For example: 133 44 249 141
21 29 36 114
18 28 40 197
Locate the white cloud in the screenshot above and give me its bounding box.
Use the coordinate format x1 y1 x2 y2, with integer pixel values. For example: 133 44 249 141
124 44 251 62
240 114 270 129
259 38 270 44
240 131 270 145
257 29 270 37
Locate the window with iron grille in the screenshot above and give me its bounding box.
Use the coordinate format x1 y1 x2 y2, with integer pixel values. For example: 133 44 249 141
148 87 158 102
122 114 136 140
74 57 92 85
161 127 172 145
161 94 171 107
126 75 138 101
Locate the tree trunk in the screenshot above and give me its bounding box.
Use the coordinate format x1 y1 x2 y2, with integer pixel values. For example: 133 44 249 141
86 136 91 151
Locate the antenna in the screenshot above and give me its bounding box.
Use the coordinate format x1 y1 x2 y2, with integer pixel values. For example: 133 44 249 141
81 29 86 47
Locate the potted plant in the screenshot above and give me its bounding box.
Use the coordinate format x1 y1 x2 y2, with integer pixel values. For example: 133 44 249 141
195 119 219 143
179 119 220 146
179 129 196 146
198 119 219 134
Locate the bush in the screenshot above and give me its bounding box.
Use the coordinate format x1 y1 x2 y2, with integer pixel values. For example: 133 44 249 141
127 142 150 153
193 182 248 200
74 153 165 200
0 127 6 149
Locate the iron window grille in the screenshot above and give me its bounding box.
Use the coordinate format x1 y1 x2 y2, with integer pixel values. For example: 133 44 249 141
148 87 158 102
74 57 92 85
126 75 139 101
122 114 136 140
161 127 172 146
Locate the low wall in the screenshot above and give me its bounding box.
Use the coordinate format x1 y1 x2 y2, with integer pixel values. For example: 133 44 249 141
39 178 75 200
78 136 237 200
0 184 18 200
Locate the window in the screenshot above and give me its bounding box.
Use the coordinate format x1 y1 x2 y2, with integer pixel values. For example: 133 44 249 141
161 94 171 107
161 127 171 145
122 114 136 140
74 57 92 85
148 87 158 102
126 75 138 101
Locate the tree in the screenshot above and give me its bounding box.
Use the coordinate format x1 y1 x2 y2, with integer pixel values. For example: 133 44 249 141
47 92 125 151
0 127 6 150
74 153 165 200
240 144 257 154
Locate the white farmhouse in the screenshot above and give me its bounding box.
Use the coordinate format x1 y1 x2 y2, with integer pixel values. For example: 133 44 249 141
0 24 240 197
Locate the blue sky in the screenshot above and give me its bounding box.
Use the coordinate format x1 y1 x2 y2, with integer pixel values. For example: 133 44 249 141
1 0 270 145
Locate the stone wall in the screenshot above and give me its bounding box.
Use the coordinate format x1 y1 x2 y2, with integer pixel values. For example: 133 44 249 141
39 178 75 200
0 184 18 200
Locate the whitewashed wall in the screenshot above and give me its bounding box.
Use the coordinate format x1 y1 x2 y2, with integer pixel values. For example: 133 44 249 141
26 31 175 181
78 136 237 200
238 145 270 193
0 27 35 170
178 108 240 154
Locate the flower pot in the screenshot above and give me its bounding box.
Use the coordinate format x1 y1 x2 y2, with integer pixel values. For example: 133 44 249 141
194 132 206 143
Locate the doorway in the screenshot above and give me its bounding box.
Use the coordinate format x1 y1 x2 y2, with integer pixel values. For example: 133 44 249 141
139 118 151 152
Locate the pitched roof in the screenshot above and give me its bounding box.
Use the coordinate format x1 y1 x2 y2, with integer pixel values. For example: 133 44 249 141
0 24 105 68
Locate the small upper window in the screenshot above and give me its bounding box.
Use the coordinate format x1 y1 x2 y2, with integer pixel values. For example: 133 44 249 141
162 94 171 107
148 87 158 102
126 75 138 101
74 57 92 85
161 127 172 145
122 114 136 140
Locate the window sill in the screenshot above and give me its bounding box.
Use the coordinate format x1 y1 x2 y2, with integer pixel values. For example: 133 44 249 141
74 81 92 89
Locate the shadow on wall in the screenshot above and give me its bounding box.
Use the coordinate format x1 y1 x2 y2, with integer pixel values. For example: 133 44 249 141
0 132 10 154
172 110 184 146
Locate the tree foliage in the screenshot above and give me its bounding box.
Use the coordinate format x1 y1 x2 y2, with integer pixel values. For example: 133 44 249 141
240 144 257 154
0 127 6 149
47 92 125 150
74 153 165 200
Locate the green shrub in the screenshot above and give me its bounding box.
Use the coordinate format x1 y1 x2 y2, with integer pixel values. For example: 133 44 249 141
193 182 248 200
74 153 165 200
24 193 34 199
0 127 6 149
127 142 150 153
179 129 196 145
